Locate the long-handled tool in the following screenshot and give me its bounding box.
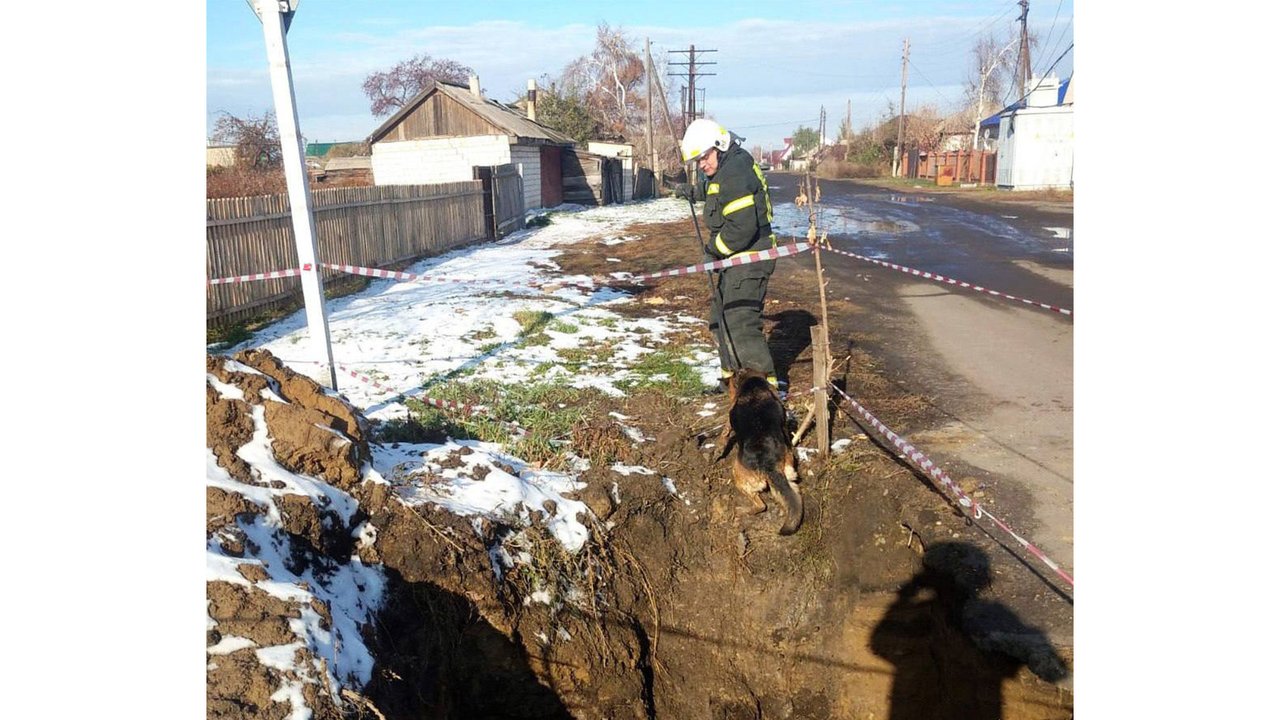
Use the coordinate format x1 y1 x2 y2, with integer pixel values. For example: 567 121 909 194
681 190 743 371
647 49 742 379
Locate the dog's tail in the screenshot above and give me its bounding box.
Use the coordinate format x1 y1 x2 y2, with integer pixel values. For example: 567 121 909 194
766 465 804 536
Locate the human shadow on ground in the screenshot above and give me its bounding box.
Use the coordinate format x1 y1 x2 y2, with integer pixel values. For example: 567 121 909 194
869 542 1068 720
765 308 818 387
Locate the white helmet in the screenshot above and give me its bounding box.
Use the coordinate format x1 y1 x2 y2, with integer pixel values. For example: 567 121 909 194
681 118 732 162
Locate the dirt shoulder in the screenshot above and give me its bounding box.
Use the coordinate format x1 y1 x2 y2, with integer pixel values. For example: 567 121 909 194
556 216 1074 710
811 173 1074 216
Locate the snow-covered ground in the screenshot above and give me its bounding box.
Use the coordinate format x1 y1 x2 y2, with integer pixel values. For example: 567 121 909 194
226 199 717 421
207 199 736 714
216 197 726 546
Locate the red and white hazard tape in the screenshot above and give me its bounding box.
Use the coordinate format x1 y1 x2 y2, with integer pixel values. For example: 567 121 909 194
828 382 1074 588
321 262 491 286
626 241 812 283
208 267 304 286
320 261 600 294
824 245 1073 316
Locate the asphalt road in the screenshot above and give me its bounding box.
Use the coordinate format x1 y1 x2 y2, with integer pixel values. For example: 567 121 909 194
767 173 1075 650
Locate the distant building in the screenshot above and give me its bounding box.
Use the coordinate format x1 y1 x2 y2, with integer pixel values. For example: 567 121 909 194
586 142 637 202
206 144 237 168
982 74 1074 191
367 76 576 209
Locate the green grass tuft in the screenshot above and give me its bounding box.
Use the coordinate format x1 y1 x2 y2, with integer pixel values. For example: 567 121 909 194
614 350 708 398
514 309 555 335
549 320 579 334
389 379 602 470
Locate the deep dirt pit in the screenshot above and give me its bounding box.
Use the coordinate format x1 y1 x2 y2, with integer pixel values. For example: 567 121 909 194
207 217 1072 719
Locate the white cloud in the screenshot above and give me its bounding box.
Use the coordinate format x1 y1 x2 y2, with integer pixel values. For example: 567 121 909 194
207 12 1071 148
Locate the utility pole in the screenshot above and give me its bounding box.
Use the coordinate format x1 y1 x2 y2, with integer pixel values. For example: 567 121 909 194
1017 0 1032 96
845 99 853 161
668 46 716 128
895 37 909 178
686 45 696 125
646 37 657 186
250 0 337 390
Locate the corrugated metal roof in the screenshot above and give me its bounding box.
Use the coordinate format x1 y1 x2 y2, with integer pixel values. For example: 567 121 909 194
368 80 575 146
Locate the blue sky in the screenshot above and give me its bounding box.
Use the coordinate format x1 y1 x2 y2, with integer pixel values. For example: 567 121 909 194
207 0 1073 151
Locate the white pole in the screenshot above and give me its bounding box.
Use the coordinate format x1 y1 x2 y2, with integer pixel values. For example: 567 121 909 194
252 0 337 389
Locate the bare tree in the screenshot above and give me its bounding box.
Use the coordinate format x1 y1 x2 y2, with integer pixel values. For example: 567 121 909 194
966 35 1016 117
362 53 475 117
561 24 646 139
211 111 282 169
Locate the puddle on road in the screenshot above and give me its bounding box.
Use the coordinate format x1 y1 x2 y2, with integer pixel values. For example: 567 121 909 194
773 203 918 239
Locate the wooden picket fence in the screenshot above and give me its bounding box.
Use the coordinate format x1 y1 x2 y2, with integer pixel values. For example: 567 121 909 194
207 182 486 328
911 149 997 185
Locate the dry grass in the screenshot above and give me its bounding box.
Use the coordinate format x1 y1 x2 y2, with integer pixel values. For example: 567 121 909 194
206 165 287 199
816 160 884 180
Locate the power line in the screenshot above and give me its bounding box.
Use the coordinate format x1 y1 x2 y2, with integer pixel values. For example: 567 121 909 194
1004 42 1073 108
734 118 819 129
667 45 717 126
907 58 960 107
907 3 1020 53
1035 18 1073 79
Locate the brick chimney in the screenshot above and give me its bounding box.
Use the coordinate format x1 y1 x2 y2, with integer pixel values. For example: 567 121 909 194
526 79 537 122
468 74 481 99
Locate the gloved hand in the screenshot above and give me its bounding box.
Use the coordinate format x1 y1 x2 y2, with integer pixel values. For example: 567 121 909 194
673 183 695 201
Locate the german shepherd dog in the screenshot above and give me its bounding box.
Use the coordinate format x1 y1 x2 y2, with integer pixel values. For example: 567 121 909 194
718 369 803 535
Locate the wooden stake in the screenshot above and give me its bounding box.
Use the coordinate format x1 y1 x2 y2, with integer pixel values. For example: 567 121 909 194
811 325 830 457
802 171 834 456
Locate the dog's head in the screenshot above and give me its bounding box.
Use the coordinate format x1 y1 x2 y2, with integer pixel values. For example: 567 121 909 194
727 368 773 404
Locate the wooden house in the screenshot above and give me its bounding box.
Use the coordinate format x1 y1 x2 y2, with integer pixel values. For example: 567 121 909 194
367 76 575 210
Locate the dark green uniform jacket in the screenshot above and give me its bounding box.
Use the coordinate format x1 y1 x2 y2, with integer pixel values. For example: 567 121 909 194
693 144 779 380
695 144 775 258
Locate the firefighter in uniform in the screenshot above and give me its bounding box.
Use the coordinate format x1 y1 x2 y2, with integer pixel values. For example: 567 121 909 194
675 118 781 393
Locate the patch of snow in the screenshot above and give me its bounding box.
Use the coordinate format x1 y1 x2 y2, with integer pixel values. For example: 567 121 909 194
373 439 590 552
207 374 245 401
610 463 655 476
207 635 257 655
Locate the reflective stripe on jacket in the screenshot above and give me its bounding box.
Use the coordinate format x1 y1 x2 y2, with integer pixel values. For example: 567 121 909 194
698 144 775 259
